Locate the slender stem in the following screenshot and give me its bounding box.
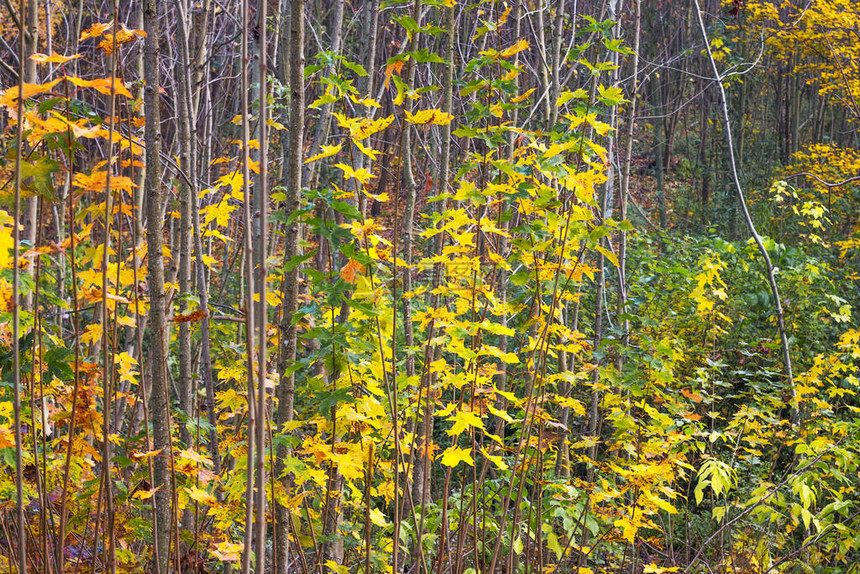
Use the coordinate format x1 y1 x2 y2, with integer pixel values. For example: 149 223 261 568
255 0 269 568
13 0 28 567
239 0 257 567
693 0 794 394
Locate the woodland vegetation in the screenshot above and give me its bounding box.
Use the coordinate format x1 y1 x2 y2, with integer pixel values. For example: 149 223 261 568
1 0 860 572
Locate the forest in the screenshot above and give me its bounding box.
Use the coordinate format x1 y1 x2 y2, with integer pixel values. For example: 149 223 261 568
1 0 859 572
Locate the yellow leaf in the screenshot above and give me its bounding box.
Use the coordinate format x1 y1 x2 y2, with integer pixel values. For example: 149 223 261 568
556 395 586 416
352 138 380 160
133 488 158 500
304 143 342 164
186 485 217 506
643 566 680 573
405 109 454 125
129 448 161 462
334 163 374 185
511 88 535 103
447 408 485 436
31 53 82 65
0 211 14 270
439 445 474 467
596 244 619 267
80 21 112 41
209 541 243 562
351 115 393 140
349 94 381 108
324 561 349 574
500 39 529 57
200 200 236 228
613 516 638 544
66 76 133 98
214 170 243 200
369 508 389 527
81 323 103 345
0 79 63 114
480 447 508 470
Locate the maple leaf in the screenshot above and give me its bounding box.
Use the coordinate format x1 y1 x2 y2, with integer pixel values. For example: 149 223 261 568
352 138 380 160
129 449 162 462
350 115 394 141
555 395 586 416
66 76 133 98
446 408 484 436
132 487 159 500
480 447 508 471
501 38 529 57
186 485 217 506
209 541 243 562
79 21 113 41
81 323 103 345
31 53 82 65
334 163 374 184
340 258 363 284
305 143 342 164
405 109 454 126
0 79 63 116
439 445 474 467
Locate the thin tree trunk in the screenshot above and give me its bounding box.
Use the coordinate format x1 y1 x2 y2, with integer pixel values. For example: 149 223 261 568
549 0 566 129
143 0 173 569
413 2 455 521
239 0 257 568
12 0 28 567
274 2 305 572
693 0 795 402
254 0 270 566
303 0 344 191
22 0 39 310
175 0 195 456
617 0 640 374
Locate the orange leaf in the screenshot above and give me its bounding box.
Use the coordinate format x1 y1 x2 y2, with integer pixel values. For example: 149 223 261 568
80 21 113 42
384 60 405 89
31 53 82 65
682 389 703 403
66 76 133 98
171 310 208 323
340 258 363 284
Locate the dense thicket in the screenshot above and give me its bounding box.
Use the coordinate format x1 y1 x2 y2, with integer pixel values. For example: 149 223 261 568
1 0 860 572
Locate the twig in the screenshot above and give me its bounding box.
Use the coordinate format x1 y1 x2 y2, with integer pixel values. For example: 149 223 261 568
783 172 860 188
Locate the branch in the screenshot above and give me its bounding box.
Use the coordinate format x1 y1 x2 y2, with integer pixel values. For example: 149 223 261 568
784 172 860 188
693 0 795 394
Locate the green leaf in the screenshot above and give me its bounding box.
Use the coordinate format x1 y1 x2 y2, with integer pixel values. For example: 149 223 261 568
547 532 563 560
282 252 314 272
329 199 362 220
340 242 373 266
407 49 445 64
394 15 419 33
341 60 367 77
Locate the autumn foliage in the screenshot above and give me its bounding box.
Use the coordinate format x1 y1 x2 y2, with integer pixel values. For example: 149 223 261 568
1 1 860 573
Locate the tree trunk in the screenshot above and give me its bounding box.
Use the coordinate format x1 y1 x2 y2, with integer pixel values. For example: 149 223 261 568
143 0 173 569
274 2 305 573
